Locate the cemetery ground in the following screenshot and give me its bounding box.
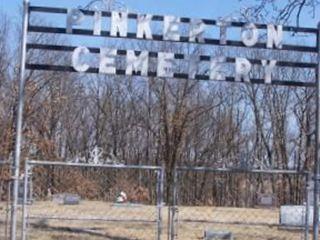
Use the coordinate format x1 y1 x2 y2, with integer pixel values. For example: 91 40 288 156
0 200 310 240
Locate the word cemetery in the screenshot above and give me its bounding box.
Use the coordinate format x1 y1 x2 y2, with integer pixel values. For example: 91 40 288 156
69 9 282 83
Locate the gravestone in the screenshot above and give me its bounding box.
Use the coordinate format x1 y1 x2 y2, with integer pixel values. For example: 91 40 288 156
280 205 315 227
204 230 233 240
257 193 276 208
52 193 80 205
280 181 320 227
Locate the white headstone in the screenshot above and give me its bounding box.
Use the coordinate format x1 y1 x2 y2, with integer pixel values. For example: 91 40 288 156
280 205 319 227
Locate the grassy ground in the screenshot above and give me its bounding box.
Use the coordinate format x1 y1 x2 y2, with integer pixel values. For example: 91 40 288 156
0 201 311 240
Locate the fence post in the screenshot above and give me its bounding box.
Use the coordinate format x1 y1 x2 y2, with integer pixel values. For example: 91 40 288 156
21 160 30 240
305 172 310 240
157 167 165 240
11 1 29 239
313 21 320 240
168 168 178 240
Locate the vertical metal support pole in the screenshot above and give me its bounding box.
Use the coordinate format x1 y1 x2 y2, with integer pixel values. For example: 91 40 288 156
313 22 320 240
28 168 33 204
305 173 310 240
167 206 170 240
10 1 29 240
21 161 29 240
156 168 164 240
169 169 178 240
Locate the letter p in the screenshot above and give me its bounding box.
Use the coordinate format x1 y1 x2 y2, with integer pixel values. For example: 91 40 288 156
66 8 85 34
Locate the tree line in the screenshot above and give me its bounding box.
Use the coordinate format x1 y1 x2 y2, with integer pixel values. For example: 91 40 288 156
0 1 318 205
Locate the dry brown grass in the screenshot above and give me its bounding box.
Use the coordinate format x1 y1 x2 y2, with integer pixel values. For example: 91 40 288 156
0 201 312 240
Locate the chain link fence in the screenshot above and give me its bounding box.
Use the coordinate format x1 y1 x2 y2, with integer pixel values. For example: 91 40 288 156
22 160 164 240
170 167 311 240
19 161 316 240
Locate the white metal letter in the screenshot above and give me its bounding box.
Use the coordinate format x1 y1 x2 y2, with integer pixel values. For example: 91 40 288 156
261 59 277 84
111 12 128 37
267 24 283 49
189 19 206 43
157 52 175 77
72 46 90 72
164 16 180 41
126 50 149 76
235 58 252 82
100 48 117 74
241 23 259 47
66 8 85 34
210 56 226 80
188 56 199 79
137 14 153 39
217 19 231 45
94 11 102 35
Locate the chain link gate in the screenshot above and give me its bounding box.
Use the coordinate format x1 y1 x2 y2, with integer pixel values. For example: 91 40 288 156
21 160 165 240
169 167 311 240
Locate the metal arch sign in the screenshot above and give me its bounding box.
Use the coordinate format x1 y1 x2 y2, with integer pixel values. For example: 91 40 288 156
69 10 283 82
25 6 319 87
9 2 320 240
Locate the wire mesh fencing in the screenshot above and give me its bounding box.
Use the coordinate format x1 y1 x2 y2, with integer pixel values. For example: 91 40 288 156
170 167 311 240
22 161 164 240
19 161 316 240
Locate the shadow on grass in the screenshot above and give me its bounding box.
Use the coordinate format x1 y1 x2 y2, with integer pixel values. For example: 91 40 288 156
32 222 139 240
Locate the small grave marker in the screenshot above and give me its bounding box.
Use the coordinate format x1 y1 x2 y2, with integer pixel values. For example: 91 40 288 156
257 193 277 208
52 193 80 205
204 230 233 240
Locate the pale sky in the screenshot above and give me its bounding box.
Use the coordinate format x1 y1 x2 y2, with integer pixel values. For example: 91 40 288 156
1 0 319 28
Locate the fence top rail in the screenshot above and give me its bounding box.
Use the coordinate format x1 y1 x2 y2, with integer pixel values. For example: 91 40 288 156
26 161 310 175
28 215 157 223
27 160 162 171
177 166 309 175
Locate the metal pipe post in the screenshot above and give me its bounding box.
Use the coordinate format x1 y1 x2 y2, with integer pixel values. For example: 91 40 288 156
305 173 310 240
169 169 178 240
28 166 33 204
313 21 320 240
21 161 30 240
156 168 164 240
10 1 29 240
